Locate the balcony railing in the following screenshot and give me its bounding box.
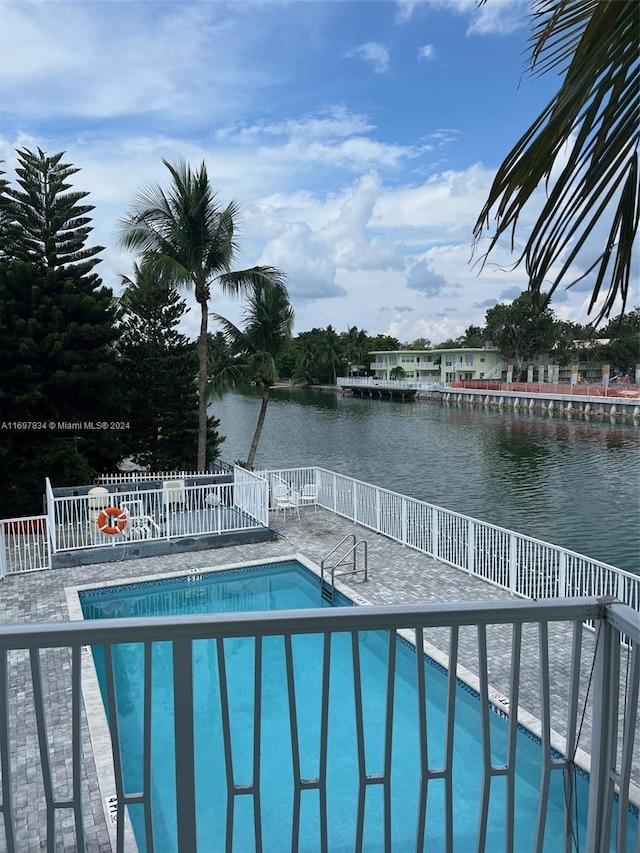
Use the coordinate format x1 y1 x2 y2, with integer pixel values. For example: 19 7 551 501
0 597 637 852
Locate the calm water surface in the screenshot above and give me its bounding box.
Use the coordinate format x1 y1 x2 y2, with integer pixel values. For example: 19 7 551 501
210 389 640 574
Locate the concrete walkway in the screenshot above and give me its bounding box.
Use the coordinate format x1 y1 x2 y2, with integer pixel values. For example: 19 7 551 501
1 507 636 851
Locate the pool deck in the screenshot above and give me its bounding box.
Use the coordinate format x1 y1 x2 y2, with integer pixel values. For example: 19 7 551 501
2 506 637 850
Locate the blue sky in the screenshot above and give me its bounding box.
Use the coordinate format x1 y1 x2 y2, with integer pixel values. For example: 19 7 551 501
1 0 620 344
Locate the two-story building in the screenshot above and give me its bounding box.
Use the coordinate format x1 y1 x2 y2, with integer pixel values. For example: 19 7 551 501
369 346 504 384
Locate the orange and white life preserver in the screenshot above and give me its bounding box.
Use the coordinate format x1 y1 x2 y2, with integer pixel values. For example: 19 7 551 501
97 506 127 535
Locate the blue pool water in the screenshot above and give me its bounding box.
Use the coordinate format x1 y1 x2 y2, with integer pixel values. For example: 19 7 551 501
80 560 635 852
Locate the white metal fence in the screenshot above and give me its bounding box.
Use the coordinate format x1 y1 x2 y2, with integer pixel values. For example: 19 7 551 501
0 516 51 578
0 597 636 852
95 462 232 486
47 478 267 554
263 467 640 616
233 464 269 527
2 466 638 617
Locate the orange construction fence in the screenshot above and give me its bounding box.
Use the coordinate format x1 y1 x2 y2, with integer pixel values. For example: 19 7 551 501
449 381 640 399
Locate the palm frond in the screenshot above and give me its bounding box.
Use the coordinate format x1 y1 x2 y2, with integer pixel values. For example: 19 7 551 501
217 265 288 298
474 0 639 322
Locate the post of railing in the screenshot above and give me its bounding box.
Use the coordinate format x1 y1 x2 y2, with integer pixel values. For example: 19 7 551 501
0 524 6 580
401 498 407 546
508 533 517 593
558 551 567 598
431 507 439 560
45 477 57 554
173 637 197 853
353 481 358 524
0 650 16 848
585 611 618 853
375 490 381 532
467 520 475 575
332 474 337 515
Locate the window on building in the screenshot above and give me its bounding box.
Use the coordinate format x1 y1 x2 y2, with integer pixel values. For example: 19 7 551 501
480 357 485 363
388 356 397 366
401 355 413 363
465 355 474 366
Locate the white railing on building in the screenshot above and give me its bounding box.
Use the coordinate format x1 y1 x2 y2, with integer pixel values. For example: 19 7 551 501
337 377 438 392
0 597 636 852
263 467 640 619
481 359 506 381
0 516 51 578
46 480 267 555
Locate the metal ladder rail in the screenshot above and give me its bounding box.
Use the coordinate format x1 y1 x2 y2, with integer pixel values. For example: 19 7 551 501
320 535 368 603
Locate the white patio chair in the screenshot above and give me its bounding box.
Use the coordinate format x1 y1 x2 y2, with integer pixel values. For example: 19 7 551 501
298 484 319 512
87 486 110 512
86 487 111 544
162 479 186 514
274 490 300 523
272 483 289 511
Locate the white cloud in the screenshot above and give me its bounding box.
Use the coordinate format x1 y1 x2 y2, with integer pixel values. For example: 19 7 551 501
406 258 449 295
321 173 404 271
394 0 529 36
394 1 421 24
466 0 530 36
345 42 390 75
418 44 436 61
258 222 343 302
217 108 376 143
1 2 275 123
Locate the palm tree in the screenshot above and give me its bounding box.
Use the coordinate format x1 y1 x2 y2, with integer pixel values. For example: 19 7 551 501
212 279 294 469
117 159 286 470
474 0 639 323
319 325 342 385
343 325 369 373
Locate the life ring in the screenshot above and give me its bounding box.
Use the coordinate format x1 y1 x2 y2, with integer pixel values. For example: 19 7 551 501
97 506 127 535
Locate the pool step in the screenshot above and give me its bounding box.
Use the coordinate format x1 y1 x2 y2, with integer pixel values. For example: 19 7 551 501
321 581 334 604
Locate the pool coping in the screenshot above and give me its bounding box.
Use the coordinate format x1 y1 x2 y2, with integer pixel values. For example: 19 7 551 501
65 553 639 851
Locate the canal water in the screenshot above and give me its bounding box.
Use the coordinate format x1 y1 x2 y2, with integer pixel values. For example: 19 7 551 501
210 389 640 574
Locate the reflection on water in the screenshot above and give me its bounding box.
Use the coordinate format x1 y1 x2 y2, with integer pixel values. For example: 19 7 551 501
211 389 640 573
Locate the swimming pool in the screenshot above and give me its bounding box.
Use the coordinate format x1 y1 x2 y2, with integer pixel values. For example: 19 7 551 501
79 558 635 852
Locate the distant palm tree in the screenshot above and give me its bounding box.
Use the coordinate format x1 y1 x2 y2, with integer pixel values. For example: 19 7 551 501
117 159 286 470
319 325 342 385
344 325 369 368
292 344 319 387
212 279 294 469
474 0 639 322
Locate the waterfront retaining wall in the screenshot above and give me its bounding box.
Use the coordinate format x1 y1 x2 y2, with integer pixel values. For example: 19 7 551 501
422 387 640 419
